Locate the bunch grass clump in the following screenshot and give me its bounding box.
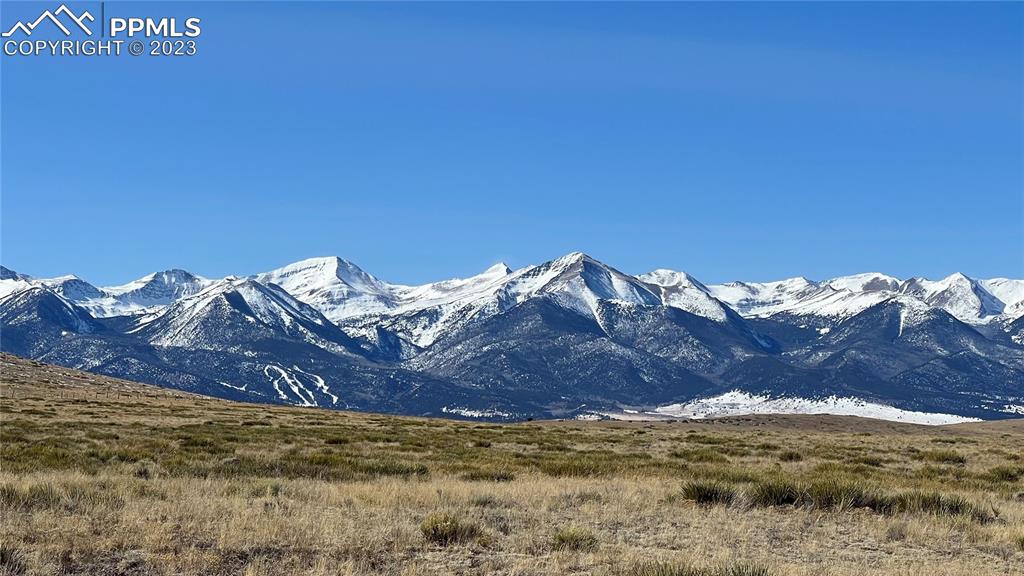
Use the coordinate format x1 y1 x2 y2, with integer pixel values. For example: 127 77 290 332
670 448 729 463
741 476 994 523
0 542 28 576
680 481 736 506
749 478 802 507
461 468 515 482
778 450 802 462
420 512 482 546
913 449 966 465
552 526 599 552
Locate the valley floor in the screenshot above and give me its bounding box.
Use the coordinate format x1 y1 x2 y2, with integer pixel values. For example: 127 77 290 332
0 354 1022 576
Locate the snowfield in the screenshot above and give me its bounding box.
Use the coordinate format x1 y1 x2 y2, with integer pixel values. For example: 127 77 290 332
649 391 980 425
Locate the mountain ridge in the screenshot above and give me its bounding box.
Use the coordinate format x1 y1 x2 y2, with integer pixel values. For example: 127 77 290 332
2 253 1021 423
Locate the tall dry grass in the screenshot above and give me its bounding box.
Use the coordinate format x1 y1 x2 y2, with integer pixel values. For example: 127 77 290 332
1 354 1022 575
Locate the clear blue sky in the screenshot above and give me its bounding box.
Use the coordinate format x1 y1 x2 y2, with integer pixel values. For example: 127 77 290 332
2 1 1022 286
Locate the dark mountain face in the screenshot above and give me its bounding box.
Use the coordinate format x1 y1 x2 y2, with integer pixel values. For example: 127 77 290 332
407 298 721 415
0 266 30 281
0 284 476 416
591 300 777 374
796 300 1024 379
131 280 369 358
0 287 106 357
2 258 1021 422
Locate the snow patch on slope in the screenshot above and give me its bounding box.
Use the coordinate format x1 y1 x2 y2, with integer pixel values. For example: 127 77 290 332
639 269 729 322
979 279 1024 313
708 278 817 317
441 406 511 419
262 364 336 407
651 391 978 425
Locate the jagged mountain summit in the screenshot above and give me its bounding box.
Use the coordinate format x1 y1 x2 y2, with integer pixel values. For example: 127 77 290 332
1 254 1021 423
707 272 1024 326
0 267 213 317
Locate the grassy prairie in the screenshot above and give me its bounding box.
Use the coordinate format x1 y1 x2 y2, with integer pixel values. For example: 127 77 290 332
0 354 1022 575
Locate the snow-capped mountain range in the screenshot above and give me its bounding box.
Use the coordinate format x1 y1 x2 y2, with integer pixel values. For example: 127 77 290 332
1 256 1021 423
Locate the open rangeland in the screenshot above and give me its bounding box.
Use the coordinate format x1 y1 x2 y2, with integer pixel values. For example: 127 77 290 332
0 354 1022 576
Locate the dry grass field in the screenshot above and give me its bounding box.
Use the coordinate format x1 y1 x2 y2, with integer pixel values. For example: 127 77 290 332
1 353 1022 576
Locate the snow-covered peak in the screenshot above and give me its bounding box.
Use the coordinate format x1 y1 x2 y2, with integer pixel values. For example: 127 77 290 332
638 269 729 322
0 267 35 299
105 269 207 294
827 272 901 293
396 262 513 309
224 278 331 327
0 285 99 334
340 253 666 348
640 269 707 290
260 256 393 295
483 262 513 277
709 270 1024 325
900 273 1003 323
38 275 105 301
101 269 213 311
255 257 398 321
554 251 590 264
255 258 518 347
132 277 340 349
503 252 661 315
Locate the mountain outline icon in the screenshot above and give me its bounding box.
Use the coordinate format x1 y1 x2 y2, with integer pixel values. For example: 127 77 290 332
1 4 94 38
